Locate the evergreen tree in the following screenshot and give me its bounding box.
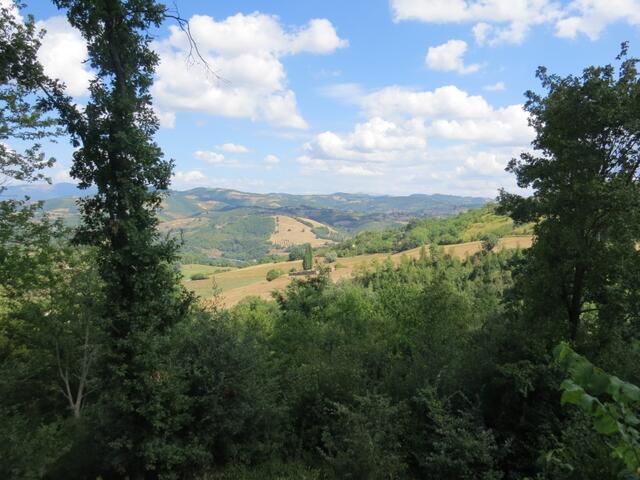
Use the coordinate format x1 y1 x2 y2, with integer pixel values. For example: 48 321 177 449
303 243 313 270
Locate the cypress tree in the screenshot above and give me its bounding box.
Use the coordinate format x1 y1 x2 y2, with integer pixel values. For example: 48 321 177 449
303 243 313 270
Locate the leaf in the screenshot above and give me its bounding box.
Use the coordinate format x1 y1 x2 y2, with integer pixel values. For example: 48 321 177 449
593 413 619 435
560 380 585 406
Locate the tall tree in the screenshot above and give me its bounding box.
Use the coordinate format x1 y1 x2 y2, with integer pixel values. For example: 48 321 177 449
48 0 193 476
499 45 640 344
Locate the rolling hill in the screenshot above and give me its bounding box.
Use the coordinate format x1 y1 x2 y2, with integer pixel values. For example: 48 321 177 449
16 184 490 265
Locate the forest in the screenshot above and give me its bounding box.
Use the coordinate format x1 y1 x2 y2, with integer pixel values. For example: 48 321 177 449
1 1 640 479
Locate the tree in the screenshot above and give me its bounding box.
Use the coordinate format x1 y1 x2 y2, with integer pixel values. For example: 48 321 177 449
46 0 194 476
498 44 640 342
0 5 110 478
481 234 498 253
303 243 313 271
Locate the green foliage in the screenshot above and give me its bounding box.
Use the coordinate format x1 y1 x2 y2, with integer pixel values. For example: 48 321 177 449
555 343 640 476
302 243 313 270
482 233 499 252
412 388 503 480
330 204 528 257
320 394 408 479
190 273 208 281
323 251 337 263
266 269 283 281
47 1 194 476
498 46 640 341
288 244 306 261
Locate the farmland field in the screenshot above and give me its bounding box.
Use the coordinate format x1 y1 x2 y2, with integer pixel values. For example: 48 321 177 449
183 235 534 307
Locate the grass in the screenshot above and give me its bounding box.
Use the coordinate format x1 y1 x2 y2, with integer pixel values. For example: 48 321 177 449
270 215 332 248
180 264 233 278
461 211 534 241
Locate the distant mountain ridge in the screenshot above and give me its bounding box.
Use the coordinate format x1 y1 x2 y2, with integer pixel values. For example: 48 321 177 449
13 184 490 265
4 182 489 212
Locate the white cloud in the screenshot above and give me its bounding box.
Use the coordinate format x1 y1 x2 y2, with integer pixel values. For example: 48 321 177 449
555 0 640 40
152 12 347 129
172 170 209 189
391 0 562 45
483 81 506 91
391 0 640 44
296 83 532 195
194 150 226 164
425 39 481 74
218 143 249 153
302 117 428 164
361 85 493 119
155 109 176 128
37 16 92 97
463 151 509 175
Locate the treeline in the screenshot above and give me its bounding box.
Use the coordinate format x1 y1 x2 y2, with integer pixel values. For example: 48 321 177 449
1 1 640 479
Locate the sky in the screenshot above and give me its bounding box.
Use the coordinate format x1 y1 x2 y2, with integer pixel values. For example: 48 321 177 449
10 0 640 197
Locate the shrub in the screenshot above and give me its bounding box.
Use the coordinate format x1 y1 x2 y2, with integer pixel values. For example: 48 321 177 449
481 234 499 252
266 269 283 282
324 251 337 263
190 273 208 281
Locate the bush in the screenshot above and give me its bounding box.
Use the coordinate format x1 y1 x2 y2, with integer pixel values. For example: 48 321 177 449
190 273 208 281
266 269 283 282
324 251 337 264
481 234 499 252
288 245 306 261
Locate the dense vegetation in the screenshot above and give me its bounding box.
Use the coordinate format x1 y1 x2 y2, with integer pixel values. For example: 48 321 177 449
325 203 533 257
1 2 639 479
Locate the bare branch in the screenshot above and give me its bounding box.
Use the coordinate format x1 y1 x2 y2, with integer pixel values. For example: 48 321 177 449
163 3 228 85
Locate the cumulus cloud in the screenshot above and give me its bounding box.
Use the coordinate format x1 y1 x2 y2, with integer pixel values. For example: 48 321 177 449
172 170 209 189
391 0 640 44
391 0 562 45
218 143 249 153
425 40 481 74
152 12 347 129
555 0 640 40
361 85 494 119
37 16 93 97
193 150 247 169
194 150 226 164
297 83 533 195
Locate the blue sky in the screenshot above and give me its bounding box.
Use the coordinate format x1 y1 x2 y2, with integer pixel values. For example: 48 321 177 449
15 0 640 196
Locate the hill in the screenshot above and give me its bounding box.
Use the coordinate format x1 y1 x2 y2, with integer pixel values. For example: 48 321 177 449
32 185 489 264
183 204 535 307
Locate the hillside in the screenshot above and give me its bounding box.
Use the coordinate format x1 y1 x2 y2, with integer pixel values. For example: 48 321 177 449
183 204 536 306
186 235 534 307
31 185 489 265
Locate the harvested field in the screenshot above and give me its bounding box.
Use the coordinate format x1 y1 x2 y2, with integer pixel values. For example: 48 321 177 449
269 215 332 248
184 235 534 308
